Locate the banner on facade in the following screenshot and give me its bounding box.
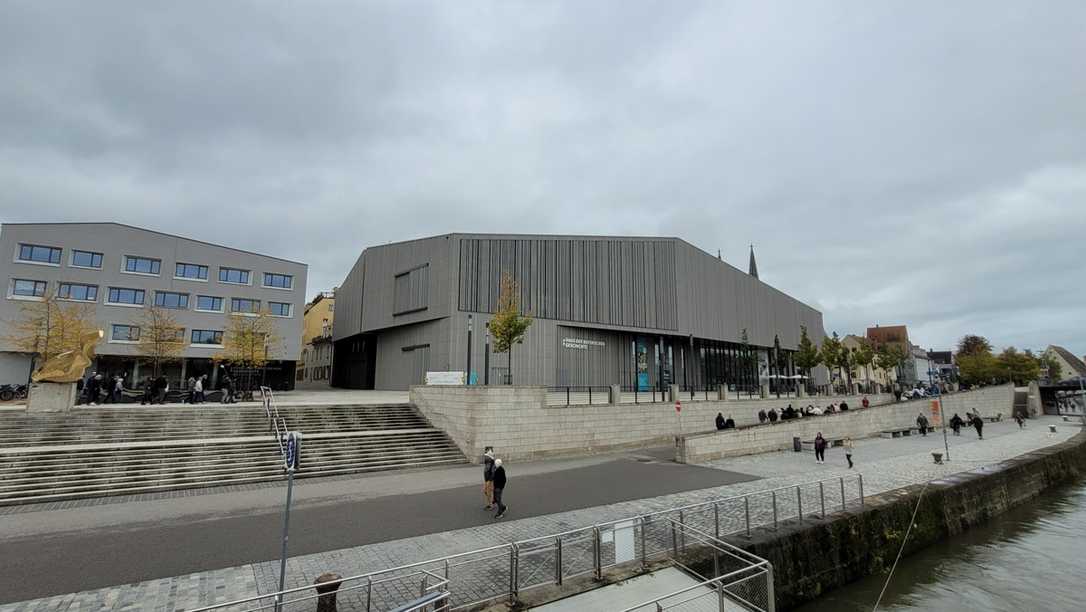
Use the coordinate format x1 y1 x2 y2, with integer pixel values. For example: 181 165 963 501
929 399 942 425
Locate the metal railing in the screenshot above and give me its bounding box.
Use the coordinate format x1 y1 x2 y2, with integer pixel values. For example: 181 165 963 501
545 386 612 406
185 474 861 611
620 520 773 612
260 386 288 460
189 569 450 612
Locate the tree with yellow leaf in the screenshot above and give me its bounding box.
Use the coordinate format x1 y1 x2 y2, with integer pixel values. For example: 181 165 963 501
216 309 284 395
134 306 186 378
4 296 99 370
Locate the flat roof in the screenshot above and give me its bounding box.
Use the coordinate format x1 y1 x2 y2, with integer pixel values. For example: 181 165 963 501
1 222 307 267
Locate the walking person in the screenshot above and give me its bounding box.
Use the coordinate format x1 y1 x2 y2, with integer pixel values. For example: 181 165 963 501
950 413 963 436
86 373 101 406
814 432 828 464
1014 413 1025 428
187 376 196 404
482 447 495 510
154 375 168 404
916 413 929 436
140 376 154 405
844 437 854 469
220 376 233 404
492 458 507 519
112 375 124 404
971 413 984 439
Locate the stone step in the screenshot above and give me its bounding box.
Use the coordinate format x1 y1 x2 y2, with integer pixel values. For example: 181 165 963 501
0 448 466 494
0 456 466 506
0 434 453 475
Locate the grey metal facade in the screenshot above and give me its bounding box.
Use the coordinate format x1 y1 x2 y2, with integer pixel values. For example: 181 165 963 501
333 233 826 391
0 222 307 385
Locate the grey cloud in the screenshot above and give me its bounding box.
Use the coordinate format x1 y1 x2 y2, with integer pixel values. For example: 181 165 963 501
1 0 1084 356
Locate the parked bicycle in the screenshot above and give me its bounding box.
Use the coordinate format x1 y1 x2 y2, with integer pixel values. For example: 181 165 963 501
0 384 28 401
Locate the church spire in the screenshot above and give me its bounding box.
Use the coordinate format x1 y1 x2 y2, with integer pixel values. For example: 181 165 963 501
748 244 759 279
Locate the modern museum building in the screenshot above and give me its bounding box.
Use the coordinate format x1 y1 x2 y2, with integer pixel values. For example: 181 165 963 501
332 233 827 392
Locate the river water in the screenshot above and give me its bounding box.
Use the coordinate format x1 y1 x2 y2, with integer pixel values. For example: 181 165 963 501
794 477 1086 612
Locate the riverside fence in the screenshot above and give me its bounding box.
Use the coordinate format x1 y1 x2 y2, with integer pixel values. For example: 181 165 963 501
187 474 862 612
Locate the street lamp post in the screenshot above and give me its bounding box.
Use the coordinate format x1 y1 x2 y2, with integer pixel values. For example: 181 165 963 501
929 367 950 462
466 315 473 386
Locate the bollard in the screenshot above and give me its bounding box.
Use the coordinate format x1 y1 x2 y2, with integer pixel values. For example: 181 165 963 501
314 573 343 612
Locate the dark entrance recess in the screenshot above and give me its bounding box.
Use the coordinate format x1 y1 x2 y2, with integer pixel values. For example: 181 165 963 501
333 335 376 389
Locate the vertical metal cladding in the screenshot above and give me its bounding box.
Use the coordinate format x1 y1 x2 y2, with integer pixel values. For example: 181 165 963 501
457 237 678 331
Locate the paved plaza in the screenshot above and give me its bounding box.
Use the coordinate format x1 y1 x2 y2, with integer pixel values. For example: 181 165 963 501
0 416 1079 611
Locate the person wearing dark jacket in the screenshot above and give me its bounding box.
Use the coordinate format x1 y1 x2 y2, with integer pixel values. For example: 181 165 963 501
758 409 767 424
814 432 828 464
153 375 168 404
492 458 507 519
767 408 779 423
950 413 963 436
86 374 101 406
716 413 726 430
482 447 495 509
916 413 929 436
141 377 155 405
725 416 736 429
971 413 984 439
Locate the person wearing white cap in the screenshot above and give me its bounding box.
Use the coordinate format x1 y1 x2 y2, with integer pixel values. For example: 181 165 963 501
492 458 507 519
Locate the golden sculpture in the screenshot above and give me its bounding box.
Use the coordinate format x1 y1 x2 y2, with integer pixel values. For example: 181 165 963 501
31 329 104 383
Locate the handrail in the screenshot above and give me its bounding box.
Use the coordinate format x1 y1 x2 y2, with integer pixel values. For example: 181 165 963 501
259 386 287 462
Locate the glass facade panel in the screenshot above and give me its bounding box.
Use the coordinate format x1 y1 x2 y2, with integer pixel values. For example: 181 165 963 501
12 279 47 297
124 256 161 274
219 267 250 284
58 283 98 301
71 250 103 268
175 262 208 280
18 244 62 264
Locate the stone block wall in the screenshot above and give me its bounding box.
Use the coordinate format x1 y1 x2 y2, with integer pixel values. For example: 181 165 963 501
410 385 891 462
678 384 1014 463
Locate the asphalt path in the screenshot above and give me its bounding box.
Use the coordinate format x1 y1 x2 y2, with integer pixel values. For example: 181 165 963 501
0 458 756 603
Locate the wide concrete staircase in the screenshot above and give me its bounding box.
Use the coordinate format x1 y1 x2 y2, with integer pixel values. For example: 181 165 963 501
0 404 467 506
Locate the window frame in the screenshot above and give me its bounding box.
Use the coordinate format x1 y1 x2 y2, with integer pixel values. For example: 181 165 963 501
121 255 162 276
262 272 294 290
218 267 252 285
10 278 47 300
268 301 293 317
109 324 141 344
195 295 225 313
106 286 146 307
174 262 209 282
69 249 104 270
15 243 62 267
190 329 224 347
57 282 99 303
154 290 190 310
230 297 261 315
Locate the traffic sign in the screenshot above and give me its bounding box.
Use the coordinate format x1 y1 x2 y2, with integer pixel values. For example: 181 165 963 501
285 431 301 471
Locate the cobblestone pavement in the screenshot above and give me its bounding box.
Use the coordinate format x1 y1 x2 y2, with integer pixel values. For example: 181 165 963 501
2 416 1078 612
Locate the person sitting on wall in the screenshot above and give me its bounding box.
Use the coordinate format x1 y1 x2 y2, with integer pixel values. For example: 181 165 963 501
758 409 768 424
804 404 814 416
839 400 849 411
725 416 736 429
861 395 870 409
767 408 779 423
716 412 726 430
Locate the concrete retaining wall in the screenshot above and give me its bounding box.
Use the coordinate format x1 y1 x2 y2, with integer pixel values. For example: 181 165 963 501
410 386 892 462
677 384 1014 463
737 427 1086 610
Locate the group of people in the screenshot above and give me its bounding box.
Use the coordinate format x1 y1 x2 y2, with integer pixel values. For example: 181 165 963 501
481 447 508 519
754 397 868 425
76 372 125 405
78 371 239 406
948 412 986 439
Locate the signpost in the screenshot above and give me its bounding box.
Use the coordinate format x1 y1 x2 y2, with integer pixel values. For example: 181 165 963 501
274 431 302 612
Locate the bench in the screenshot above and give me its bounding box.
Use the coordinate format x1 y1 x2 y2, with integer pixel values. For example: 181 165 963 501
880 428 913 438
983 414 1003 423
801 437 845 449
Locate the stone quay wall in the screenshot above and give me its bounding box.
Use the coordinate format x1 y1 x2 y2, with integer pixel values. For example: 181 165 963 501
735 428 1086 610
409 386 893 462
677 384 1014 463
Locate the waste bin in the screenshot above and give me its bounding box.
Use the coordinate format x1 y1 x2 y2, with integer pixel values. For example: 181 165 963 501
793 436 802 452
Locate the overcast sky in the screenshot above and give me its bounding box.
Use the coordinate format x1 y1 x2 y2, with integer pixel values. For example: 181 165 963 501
2 1 1084 356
